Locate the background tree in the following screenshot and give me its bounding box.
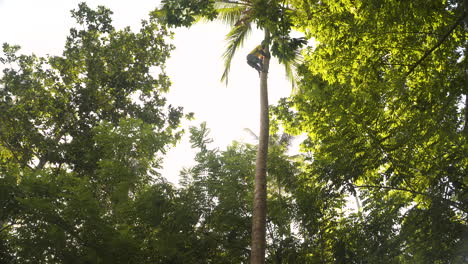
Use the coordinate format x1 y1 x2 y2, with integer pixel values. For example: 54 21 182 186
0 3 190 262
180 123 310 263
273 0 468 262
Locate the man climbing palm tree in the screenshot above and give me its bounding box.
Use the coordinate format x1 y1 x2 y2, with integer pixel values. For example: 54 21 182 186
155 1 306 263
247 43 268 75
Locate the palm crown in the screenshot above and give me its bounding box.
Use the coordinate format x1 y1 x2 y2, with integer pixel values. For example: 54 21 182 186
213 0 304 85
154 0 305 85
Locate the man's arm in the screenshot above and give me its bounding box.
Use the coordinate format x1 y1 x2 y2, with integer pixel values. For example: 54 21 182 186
259 46 270 58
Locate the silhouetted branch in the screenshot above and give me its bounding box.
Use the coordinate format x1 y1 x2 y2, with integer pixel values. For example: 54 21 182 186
406 15 465 76
354 184 465 212
0 223 14 233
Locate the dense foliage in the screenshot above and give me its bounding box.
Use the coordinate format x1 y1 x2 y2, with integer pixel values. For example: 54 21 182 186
273 0 468 262
1 1 467 263
0 3 187 263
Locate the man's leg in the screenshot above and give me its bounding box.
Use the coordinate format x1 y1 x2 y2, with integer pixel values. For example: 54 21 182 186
257 57 263 70
247 54 262 72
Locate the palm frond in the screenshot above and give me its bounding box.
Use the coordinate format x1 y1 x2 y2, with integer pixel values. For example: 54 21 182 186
214 1 242 8
221 21 252 84
216 6 248 26
283 49 303 91
243 128 259 141
194 1 249 24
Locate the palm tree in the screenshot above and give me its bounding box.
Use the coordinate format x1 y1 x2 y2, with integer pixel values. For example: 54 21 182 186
157 1 304 263
213 2 304 263
218 6 266 264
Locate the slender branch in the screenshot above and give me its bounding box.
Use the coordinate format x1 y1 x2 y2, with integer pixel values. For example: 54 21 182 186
359 31 445 37
35 129 66 170
0 223 14 233
266 220 276 252
354 184 465 212
355 184 425 196
0 138 33 170
383 63 413 66
406 14 465 76
306 7 327 18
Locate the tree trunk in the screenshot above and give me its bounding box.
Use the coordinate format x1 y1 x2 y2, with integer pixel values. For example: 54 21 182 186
250 33 270 264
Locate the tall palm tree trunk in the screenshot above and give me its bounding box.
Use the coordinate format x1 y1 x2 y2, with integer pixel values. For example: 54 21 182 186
251 32 270 264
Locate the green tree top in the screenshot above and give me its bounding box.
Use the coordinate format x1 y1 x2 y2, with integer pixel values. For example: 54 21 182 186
0 3 189 263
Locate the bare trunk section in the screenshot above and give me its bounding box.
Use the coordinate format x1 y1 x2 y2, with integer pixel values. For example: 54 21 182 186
250 33 270 264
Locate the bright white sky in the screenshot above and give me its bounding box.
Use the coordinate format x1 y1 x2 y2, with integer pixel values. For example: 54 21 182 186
0 0 292 184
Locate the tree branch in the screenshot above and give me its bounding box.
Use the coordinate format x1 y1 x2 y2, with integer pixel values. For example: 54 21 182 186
354 184 465 212
406 14 465 76
0 138 33 170
0 223 14 233
35 129 67 171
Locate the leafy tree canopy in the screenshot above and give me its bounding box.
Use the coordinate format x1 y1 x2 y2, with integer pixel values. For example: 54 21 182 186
0 3 190 263
273 0 468 262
